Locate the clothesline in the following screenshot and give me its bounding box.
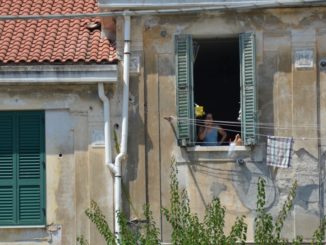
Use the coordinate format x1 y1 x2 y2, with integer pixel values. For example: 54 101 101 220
191 122 323 141
176 116 322 129
167 116 326 141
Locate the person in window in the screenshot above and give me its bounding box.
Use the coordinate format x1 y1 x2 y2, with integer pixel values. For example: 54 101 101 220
198 113 227 146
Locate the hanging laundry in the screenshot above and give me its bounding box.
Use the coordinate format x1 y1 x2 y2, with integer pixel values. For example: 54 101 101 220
266 136 293 168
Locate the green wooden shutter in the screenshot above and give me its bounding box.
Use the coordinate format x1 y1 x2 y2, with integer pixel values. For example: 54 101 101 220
0 113 16 225
175 35 195 146
17 112 45 225
240 33 257 145
0 111 45 226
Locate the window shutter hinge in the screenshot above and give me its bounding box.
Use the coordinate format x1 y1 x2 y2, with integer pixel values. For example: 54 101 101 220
43 208 46 216
42 161 46 169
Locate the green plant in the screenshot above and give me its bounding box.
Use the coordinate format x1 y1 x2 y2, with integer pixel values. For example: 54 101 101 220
118 211 139 245
254 177 301 244
85 200 116 245
162 163 247 244
79 162 326 244
140 205 160 245
76 235 89 245
113 128 120 154
77 201 160 245
312 216 326 245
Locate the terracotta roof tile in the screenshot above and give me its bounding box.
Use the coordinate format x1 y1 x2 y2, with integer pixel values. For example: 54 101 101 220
0 0 117 64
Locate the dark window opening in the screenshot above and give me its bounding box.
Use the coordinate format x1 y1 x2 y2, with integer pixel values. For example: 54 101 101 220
194 38 240 145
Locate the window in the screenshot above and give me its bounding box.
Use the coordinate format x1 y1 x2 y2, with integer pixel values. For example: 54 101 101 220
0 111 45 226
175 33 257 147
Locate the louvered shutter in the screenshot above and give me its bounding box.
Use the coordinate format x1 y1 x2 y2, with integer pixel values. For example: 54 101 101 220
240 33 257 145
175 35 195 146
0 111 45 226
0 113 16 225
17 112 45 225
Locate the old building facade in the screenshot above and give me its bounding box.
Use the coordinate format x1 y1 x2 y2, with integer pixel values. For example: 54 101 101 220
99 0 326 243
1 0 326 244
0 1 118 244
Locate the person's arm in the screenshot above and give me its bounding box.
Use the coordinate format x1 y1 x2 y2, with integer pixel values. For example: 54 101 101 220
218 126 227 144
198 126 207 140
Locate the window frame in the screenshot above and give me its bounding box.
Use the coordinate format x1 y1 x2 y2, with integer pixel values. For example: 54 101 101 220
175 33 257 147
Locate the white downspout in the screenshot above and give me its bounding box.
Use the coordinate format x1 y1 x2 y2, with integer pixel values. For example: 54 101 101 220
98 83 116 173
113 14 131 241
98 13 130 243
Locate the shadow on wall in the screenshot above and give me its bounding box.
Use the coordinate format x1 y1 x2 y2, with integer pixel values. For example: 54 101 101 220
230 147 322 212
123 75 149 217
232 160 276 210
180 146 323 214
293 148 322 213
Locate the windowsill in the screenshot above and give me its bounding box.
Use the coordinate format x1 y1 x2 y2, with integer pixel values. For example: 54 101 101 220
175 145 251 163
187 145 248 152
0 225 46 229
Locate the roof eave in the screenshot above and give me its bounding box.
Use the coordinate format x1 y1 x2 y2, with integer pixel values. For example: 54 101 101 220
98 0 326 11
0 64 118 85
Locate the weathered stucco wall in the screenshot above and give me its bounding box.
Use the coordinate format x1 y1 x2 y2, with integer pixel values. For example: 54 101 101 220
0 85 121 244
114 7 326 243
2 6 326 245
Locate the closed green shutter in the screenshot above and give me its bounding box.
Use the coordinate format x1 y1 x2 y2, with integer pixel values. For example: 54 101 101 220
0 111 45 226
17 112 45 225
240 33 257 145
175 35 195 146
0 113 16 225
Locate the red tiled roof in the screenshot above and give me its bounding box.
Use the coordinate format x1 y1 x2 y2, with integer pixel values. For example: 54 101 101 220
0 0 117 64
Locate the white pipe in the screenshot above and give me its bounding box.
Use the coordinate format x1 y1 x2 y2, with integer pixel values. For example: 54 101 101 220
98 83 117 174
98 83 112 164
112 14 131 242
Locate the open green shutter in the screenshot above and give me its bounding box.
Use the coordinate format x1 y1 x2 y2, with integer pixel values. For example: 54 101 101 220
175 35 195 146
0 113 16 225
0 111 45 226
17 112 45 225
240 33 257 145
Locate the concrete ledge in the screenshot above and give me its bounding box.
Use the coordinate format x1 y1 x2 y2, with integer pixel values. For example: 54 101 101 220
187 145 248 152
174 145 251 164
0 65 118 84
0 225 46 229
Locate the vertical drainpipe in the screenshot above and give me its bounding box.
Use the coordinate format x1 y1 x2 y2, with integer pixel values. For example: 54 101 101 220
99 13 131 243
98 83 113 165
112 13 131 242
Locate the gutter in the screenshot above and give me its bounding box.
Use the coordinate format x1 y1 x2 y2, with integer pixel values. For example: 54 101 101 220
1 1 326 21
98 0 326 12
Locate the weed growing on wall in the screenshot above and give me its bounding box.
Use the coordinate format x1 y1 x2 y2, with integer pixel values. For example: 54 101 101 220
85 200 116 244
254 177 303 244
77 202 160 245
162 163 247 245
312 216 326 244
